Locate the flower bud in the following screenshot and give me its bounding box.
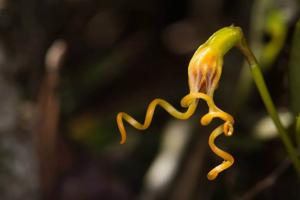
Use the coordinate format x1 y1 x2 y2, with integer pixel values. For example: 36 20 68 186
188 45 223 96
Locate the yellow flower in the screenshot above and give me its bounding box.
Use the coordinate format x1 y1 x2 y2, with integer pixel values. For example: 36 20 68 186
188 45 223 97
116 26 243 180
116 25 300 180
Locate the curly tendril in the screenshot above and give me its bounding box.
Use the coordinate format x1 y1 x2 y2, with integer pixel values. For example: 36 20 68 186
116 98 198 144
117 90 234 180
116 25 299 179
116 26 239 180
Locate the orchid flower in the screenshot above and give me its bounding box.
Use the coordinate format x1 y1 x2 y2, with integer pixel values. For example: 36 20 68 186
116 25 300 179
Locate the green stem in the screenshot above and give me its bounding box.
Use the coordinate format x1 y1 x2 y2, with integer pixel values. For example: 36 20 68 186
238 40 300 177
296 115 300 148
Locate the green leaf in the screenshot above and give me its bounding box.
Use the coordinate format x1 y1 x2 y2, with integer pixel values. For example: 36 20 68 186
289 20 300 115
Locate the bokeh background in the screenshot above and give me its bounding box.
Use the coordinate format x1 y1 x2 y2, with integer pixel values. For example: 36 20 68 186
0 0 300 199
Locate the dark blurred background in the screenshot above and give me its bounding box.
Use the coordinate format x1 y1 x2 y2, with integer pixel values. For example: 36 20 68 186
0 0 299 199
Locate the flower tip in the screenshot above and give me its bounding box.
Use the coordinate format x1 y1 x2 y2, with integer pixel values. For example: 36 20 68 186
120 136 126 144
207 170 218 180
223 122 234 136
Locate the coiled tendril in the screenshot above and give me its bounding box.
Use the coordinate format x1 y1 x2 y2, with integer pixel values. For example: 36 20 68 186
116 26 249 180
117 91 234 180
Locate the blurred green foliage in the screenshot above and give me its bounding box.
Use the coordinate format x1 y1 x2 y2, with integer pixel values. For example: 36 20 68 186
289 20 300 116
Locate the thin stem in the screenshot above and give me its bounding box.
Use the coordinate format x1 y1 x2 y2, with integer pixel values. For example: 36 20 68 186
238 40 300 177
296 115 300 148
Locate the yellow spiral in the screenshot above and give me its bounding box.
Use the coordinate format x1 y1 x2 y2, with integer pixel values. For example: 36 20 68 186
181 93 235 180
116 98 198 144
207 124 234 180
116 92 235 180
